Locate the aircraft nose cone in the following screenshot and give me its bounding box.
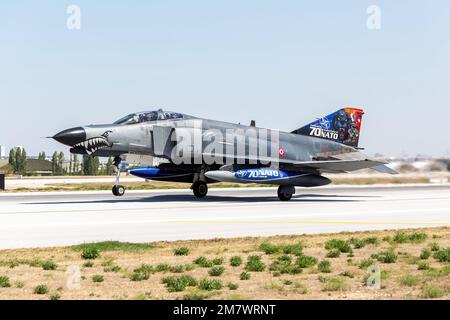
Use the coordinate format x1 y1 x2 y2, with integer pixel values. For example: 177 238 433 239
53 127 86 146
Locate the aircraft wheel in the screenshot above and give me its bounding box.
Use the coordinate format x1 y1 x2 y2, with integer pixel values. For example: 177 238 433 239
193 181 208 198
277 186 295 201
112 185 125 197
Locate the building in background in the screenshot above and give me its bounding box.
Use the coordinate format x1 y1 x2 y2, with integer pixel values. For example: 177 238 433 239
0 159 53 176
0 145 5 159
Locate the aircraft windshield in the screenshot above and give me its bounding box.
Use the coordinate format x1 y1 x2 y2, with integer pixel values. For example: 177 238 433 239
113 110 184 125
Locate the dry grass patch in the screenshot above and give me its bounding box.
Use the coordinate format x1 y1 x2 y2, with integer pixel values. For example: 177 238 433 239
0 227 449 300
322 277 348 292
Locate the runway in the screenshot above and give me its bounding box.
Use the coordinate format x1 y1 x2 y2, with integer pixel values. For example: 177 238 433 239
0 184 449 249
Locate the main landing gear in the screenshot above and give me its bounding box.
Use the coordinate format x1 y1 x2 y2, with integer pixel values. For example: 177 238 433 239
192 181 208 198
277 185 295 201
112 156 125 197
112 184 125 197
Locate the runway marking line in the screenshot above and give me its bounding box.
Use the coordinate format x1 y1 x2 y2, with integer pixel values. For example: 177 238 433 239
2 197 450 216
172 220 450 226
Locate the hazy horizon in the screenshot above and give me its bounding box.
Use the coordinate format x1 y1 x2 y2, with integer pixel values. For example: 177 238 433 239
1 1 450 158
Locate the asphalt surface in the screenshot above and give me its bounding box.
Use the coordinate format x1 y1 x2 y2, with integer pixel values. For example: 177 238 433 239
0 184 449 249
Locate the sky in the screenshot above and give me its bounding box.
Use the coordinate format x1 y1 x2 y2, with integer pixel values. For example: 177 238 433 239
1 0 449 158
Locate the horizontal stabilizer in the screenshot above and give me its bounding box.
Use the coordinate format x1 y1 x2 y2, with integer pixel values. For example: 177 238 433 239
371 164 398 175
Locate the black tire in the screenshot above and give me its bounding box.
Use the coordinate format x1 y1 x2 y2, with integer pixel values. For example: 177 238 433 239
112 185 125 197
193 181 208 198
277 186 294 201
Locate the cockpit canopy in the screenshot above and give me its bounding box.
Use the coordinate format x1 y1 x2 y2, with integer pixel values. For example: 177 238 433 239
113 109 187 125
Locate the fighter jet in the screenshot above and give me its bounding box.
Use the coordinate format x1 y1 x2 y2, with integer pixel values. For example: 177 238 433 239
53 107 396 200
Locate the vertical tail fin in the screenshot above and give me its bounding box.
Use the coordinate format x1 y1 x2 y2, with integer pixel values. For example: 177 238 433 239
291 107 364 148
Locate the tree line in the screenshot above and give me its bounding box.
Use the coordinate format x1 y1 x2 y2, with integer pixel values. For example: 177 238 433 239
8 148 115 176
8 147 27 175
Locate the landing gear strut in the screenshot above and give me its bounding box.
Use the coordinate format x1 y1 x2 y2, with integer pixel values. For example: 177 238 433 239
277 185 295 201
192 181 208 198
112 156 125 197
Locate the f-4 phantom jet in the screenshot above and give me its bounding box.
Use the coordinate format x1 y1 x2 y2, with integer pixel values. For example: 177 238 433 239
53 107 396 200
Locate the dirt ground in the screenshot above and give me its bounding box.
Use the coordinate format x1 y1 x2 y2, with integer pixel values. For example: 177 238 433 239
0 227 449 300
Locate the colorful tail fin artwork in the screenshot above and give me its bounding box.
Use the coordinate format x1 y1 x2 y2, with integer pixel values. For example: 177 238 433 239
291 107 364 148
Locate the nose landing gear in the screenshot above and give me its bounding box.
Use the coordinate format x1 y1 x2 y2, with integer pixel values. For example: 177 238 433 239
112 156 125 197
277 185 295 201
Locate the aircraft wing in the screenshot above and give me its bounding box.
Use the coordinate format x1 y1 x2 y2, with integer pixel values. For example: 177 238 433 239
199 151 398 174
282 159 397 174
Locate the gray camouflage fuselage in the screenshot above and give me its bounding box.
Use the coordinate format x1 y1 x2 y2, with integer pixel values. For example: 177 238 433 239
53 109 392 187
73 117 359 164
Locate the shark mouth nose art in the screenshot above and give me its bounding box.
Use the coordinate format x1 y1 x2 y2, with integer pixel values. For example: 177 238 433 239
73 136 113 154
